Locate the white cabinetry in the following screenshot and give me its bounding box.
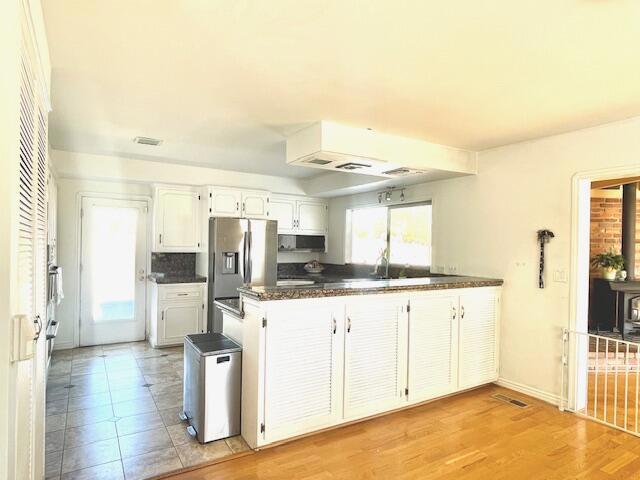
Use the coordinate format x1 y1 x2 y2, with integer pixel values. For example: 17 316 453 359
407 293 459 402
153 186 200 252
149 283 206 347
270 195 328 235
263 304 341 443
241 286 500 449
208 187 270 219
343 298 407 420
458 291 500 389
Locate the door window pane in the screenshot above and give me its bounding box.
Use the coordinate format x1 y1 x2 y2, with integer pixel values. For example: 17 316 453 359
389 204 432 266
89 206 138 322
349 207 388 265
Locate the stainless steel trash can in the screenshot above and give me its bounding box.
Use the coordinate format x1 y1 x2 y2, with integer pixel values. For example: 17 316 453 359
183 333 241 443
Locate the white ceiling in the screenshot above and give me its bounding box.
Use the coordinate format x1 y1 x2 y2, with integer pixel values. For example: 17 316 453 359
43 0 640 179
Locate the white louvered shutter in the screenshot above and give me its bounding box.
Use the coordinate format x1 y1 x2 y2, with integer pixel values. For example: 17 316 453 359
408 294 459 402
459 291 499 388
263 305 339 443
343 298 406 420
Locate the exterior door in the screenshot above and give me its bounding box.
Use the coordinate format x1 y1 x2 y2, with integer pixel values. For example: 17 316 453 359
459 290 499 389
80 197 148 346
263 304 341 443
343 298 407 420
408 294 459 402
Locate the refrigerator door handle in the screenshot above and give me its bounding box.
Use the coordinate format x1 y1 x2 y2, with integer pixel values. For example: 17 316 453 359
242 231 249 284
246 231 253 284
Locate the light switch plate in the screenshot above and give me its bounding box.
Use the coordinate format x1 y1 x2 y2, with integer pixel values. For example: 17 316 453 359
553 269 568 283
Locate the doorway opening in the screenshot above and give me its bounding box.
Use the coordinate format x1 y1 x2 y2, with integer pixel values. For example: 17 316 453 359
79 196 149 346
564 170 640 435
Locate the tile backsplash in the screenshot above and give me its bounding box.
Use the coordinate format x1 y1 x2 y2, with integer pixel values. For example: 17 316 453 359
151 253 196 275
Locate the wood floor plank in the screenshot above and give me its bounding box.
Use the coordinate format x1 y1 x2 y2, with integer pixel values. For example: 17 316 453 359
162 385 640 479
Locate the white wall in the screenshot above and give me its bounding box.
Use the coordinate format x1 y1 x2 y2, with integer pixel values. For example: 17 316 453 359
326 116 640 402
54 178 152 349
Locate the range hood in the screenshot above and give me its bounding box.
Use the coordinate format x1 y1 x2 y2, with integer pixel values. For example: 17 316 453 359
286 121 477 178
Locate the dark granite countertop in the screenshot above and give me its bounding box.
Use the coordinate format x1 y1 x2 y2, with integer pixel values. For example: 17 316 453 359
214 298 243 318
148 274 207 284
239 276 503 301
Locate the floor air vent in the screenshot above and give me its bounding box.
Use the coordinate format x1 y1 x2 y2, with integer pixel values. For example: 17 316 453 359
491 393 529 408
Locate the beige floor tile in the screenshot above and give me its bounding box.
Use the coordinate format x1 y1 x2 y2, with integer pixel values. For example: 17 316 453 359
144 372 181 385
115 411 165 436
66 404 114 428
136 356 170 368
64 421 117 449
107 375 147 392
175 439 232 467
109 387 152 404
159 407 185 427
49 361 72 377
118 426 173 458
46 414 67 433
46 430 65 453
149 381 182 397
112 398 157 418
67 392 112 412
61 437 120 473
59 460 123 480
71 362 106 376
46 450 63 479
153 391 183 411
48 375 72 388
47 385 71 401
166 424 193 446
47 398 69 416
121 447 182 480
225 435 252 454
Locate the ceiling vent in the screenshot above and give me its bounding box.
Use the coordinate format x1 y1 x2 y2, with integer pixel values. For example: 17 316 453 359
133 136 163 146
382 167 427 177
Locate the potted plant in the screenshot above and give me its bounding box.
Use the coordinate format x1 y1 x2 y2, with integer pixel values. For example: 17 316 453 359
591 250 625 281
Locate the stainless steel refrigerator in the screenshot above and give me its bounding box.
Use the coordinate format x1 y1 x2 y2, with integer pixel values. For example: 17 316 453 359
208 217 277 332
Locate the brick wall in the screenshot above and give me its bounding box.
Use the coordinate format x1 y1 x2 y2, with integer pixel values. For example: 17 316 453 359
590 192 640 276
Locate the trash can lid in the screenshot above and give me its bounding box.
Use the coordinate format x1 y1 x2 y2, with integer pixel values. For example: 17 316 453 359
185 333 241 356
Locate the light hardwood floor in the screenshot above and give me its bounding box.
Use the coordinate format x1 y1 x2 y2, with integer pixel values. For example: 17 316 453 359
164 384 640 480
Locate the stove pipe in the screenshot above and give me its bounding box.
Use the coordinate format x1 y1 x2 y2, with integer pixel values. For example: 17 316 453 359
622 183 638 280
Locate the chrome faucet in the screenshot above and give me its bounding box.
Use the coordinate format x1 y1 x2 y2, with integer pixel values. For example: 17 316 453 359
372 247 390 279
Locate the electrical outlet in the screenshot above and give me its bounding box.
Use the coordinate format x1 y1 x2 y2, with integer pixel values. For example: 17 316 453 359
553 269 568 283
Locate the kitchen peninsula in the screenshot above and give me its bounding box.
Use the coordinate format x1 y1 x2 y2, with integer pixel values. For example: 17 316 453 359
227 276 503 449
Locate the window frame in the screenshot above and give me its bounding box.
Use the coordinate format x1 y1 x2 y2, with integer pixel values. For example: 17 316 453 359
346 200 433 268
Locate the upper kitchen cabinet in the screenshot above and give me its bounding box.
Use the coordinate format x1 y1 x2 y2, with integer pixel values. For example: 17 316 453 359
270 195 328 235
208 187 270 219
153 185 201 252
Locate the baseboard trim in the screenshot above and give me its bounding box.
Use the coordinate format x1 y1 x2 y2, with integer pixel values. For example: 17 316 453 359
52 340 74 351
495 378 560 406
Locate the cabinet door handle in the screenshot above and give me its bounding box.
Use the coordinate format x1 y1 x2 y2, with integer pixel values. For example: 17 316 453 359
452 307 457 320
332 318 337 334
236 201 239 211
347 317 351 333
461 306 465 319
242 202 246 212
159 234 162 244
161 311 164 321
176 293 188 296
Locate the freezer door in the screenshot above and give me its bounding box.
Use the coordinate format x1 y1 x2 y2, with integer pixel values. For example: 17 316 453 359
247 219 277 287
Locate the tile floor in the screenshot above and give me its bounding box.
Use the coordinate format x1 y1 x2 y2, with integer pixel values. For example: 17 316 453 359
46 341 251 480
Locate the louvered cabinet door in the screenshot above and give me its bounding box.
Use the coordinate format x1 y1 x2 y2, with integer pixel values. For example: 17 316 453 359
408 294 458 402
458 290 499 389
343 298 407 420
263 305 340 443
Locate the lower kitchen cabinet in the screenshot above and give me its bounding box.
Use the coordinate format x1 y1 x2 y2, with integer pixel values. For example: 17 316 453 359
149 283 206 347
343 298 407 420
407 293 459 402
262 304 341 444
458 291 500 389
240 286 500 449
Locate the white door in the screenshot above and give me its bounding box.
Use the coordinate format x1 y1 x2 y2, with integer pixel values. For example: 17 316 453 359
242 191 269 219
210 188 241 217
458 290 499 389
270 197 296 234
263 304 341 443
297 201 327 234
343 298 407 420
408 294 459 402
159 302 202 345
157 189 199 251
80 197 148 346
